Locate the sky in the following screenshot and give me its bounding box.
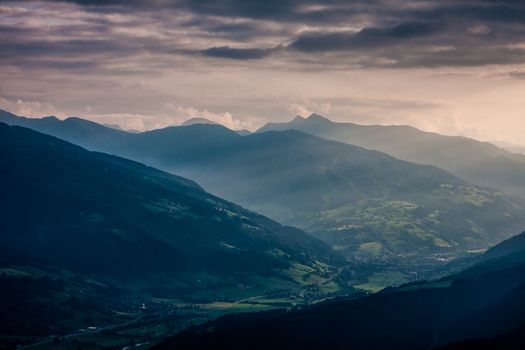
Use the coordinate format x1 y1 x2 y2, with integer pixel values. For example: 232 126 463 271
1 0 525 144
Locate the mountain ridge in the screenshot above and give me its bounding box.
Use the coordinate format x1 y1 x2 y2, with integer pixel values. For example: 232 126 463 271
258 113 525 198
0 122 341 286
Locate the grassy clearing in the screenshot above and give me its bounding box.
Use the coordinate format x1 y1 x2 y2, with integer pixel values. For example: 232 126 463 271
317 281 341 294
467 248 488 254
285 263 316 284
359 242 383 256
0 267 36 278
434 237 452 248
436 185 491 206
197 301 274 314
354 272 409 293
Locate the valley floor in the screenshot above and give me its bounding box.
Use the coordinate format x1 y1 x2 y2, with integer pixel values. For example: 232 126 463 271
3 251 477 350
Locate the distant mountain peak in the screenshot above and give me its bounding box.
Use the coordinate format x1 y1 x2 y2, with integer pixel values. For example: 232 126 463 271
305 113 332 123
64 116 87 123
289 114 332 125
182 117 217 126
291 115 306 122
42 115 59 121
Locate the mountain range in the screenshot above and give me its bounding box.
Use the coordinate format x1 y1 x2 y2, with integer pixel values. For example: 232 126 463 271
259 113 525 199
2 110 525 264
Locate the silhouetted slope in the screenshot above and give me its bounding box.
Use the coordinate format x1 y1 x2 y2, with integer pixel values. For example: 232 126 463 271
154 232 525 350
0 122 338 286
258 113 525 199
456 229 525 278
0 109 126 152
437 323 525 350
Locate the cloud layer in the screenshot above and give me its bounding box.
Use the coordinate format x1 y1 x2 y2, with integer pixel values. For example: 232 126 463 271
3 0 525 72
1 0 525 142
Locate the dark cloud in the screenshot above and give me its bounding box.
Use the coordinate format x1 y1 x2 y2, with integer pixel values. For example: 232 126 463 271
51 0 385 25
414 3 525 25
183 0 298 19
3 0 525 69
49 0 525 24
180 16 293 42
59 0 347 18
56 0 525 27
201 46 274 60
290 22 441 52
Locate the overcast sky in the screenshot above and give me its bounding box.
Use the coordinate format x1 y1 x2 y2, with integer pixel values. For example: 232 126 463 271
1 0 525 144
